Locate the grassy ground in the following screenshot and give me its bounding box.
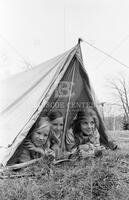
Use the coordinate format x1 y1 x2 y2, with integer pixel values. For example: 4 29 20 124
0 131 129 200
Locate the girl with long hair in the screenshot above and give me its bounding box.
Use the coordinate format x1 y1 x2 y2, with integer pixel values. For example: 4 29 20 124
66 108 105 158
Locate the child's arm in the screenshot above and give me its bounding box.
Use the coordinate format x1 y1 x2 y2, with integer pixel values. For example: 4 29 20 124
65 129 76 151
93 130 101 147
25 141 45 155
93 130 105 150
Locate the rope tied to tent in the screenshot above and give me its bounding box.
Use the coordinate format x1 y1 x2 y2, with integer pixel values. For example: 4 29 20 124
81 38 129 69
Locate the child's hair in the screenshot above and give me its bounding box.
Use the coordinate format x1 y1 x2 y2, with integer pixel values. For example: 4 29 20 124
48 110 63 122
27 117 50 140
35 117 50 130
72 108 99 137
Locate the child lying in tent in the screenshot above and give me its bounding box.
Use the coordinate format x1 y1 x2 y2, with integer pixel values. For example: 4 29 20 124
17 118 56 163
48 111 63 147
65 108 105 159
13 111 69 164
48 110 71 160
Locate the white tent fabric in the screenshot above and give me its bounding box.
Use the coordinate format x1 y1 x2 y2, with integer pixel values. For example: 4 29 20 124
0 45 79 166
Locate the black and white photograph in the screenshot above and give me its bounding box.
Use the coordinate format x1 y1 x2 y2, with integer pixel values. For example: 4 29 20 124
0 0 129 199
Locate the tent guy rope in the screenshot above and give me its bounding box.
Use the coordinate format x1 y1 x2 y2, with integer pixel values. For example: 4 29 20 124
0 33 32 69
79 38 129 69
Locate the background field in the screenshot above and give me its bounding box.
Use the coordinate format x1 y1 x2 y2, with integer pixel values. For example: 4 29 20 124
0 131 129 200
108 130 129 151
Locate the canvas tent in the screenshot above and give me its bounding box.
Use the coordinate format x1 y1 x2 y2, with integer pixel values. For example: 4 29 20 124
0 41 116 167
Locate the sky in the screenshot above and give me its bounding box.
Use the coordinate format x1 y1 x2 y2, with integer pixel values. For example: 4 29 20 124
0 0 129 105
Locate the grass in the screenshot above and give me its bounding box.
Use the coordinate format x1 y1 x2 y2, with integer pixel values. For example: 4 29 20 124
0 131 129 200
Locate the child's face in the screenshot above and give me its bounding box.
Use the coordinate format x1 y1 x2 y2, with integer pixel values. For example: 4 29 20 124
50 117 63 136
31 126 50 147
80 116 95 136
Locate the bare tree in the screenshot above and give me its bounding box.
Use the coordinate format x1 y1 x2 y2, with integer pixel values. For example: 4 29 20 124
109 75 129 121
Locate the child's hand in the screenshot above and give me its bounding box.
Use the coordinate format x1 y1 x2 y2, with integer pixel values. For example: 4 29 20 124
79 144 90 151
79 149 94 158
46 149 55 160
78 149 86 158
26 141 45 155
95 145 105 151
26 141 36 151
79 143 95 151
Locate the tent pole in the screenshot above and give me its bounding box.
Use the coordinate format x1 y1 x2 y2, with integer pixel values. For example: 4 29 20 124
60 61 76 151
78 38 83 45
